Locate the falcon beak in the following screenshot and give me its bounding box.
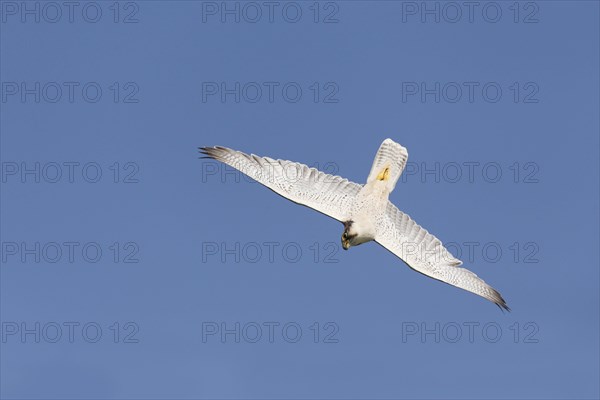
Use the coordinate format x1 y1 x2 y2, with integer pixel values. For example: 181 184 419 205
341 235 350 250
342 221 354 250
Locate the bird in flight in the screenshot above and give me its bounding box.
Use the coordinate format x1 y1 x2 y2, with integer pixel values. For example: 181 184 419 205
200 139 509 311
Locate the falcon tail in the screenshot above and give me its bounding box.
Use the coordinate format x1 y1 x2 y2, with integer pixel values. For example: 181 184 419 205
366 139 408 193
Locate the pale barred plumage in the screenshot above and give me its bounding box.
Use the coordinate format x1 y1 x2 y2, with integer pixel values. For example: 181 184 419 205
200 146 361 221
200 139 509 311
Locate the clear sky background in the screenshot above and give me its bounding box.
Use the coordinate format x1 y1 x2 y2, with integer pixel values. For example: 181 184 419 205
1 1 599 399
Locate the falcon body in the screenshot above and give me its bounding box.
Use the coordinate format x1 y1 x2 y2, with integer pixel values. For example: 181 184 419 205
342 179 388 249
200 139 509 311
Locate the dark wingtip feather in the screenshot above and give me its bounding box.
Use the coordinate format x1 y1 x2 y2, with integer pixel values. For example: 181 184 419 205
493 290 511 312
199 146 218 159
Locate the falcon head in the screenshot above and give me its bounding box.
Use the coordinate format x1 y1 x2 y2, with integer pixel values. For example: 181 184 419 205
341 221 358 250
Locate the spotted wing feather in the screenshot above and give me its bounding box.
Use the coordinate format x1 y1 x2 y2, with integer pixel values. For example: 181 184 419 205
375 202 510 311
200 146 362 222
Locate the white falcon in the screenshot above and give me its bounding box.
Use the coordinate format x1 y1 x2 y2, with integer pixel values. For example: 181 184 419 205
200 139 509 311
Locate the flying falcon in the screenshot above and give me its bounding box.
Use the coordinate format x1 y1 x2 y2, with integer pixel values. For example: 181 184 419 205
200 139 509 311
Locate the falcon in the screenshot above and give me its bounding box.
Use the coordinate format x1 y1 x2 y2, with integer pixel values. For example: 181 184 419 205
200 139 509 311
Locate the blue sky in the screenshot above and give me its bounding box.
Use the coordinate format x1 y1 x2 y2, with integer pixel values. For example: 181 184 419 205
1 1 599 399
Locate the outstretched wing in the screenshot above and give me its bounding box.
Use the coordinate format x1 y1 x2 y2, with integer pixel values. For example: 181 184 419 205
200 146 362 222
375 202 509 311
366 138 408 193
